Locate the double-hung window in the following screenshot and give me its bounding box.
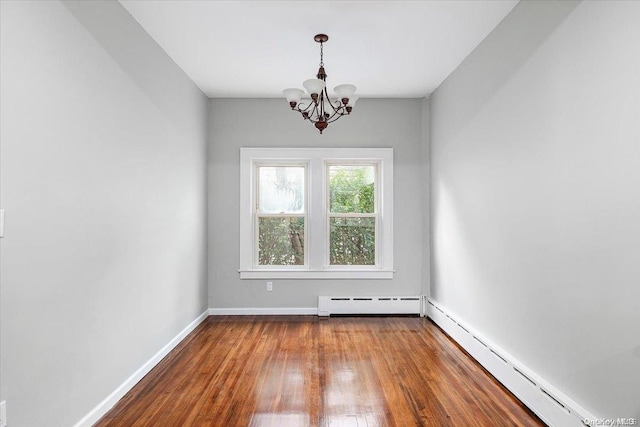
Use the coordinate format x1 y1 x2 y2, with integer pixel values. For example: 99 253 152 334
256 163 307 267
240 147 393 279
327 163 377 267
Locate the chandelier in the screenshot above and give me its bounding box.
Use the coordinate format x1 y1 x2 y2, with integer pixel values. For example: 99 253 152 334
282 34 358 134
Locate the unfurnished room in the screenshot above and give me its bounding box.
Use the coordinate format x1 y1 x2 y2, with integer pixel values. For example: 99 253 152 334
0 1 638 426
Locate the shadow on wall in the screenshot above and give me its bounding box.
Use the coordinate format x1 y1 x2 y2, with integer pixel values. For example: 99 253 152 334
433 0 580 141
430 0 582 306
61 0 203 132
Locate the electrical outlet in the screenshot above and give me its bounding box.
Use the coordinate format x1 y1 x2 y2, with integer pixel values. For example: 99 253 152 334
266 281 273 291
1 400 7 427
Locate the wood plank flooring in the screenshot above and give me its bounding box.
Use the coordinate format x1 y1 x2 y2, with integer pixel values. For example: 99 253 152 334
95 316 545 427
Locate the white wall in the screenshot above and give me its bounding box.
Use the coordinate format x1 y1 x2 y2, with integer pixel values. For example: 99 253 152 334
430 0 640 419
0 1 208 426
208 98 424 309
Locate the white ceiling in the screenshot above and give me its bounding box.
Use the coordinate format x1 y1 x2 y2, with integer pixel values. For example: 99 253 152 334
119 1 518 98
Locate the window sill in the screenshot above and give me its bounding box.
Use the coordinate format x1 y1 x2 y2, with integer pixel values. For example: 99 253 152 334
238 269 395 280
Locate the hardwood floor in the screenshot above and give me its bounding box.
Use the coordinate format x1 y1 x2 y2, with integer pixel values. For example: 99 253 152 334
95 316 545 427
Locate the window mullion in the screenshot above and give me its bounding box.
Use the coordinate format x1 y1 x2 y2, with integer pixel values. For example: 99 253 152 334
308 157 325 270
256 213 306 218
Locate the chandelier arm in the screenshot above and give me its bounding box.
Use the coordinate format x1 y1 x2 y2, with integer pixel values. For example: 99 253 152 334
324 102 348 121
321 87 344 115
296 101 315 113
294 94 349 125
312 101 321 121
301 101 320 122
325 111 348 124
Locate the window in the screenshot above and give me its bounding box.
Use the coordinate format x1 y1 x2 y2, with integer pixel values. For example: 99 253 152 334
328 164 377 266
239 148 393 279
256 164 307 267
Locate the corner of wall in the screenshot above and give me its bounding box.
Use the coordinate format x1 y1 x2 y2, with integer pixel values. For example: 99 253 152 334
420 97 431 298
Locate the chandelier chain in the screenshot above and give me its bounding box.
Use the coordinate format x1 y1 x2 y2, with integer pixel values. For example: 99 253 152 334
319 41 324 68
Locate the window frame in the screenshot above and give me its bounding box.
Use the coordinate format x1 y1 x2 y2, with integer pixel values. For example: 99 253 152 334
254 161 309 269
239 147 393 280
325 161 379 269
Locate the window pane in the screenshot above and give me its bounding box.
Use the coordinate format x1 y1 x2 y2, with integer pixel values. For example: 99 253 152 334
329 165 375 213
258 166 305 213
329 217 375 265
258 217 305 265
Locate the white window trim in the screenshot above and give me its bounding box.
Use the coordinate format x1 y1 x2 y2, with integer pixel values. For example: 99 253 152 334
253 160 309 268
239 147 394 280
325 161 380 269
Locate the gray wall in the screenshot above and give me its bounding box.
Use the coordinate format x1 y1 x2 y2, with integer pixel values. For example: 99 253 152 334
0 1 208 426
430 0 640 419
208 98 425 309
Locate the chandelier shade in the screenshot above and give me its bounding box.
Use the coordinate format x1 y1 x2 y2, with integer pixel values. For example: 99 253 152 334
334 84 357 101
283 88 305 104
283 34 357 134
302 79 326 96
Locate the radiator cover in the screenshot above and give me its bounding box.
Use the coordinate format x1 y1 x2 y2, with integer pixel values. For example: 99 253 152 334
318 296 421 317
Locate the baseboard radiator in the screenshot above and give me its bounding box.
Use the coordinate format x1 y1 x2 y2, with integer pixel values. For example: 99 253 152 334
426 299 595 427
318 296 421 317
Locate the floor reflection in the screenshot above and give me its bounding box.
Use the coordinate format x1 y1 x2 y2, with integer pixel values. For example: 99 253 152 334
252 353 317 425
250 345 388 426
323 361 387 426
249 412 310 427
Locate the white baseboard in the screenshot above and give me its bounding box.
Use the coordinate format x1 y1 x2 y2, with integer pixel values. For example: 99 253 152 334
208 307 317 315
426 299 595 427
73 310 209 427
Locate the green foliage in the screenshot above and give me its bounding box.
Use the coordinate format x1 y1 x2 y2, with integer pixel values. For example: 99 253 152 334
329 167 374 213
258 217 304 265
329 166 376 265
329 217 375 265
